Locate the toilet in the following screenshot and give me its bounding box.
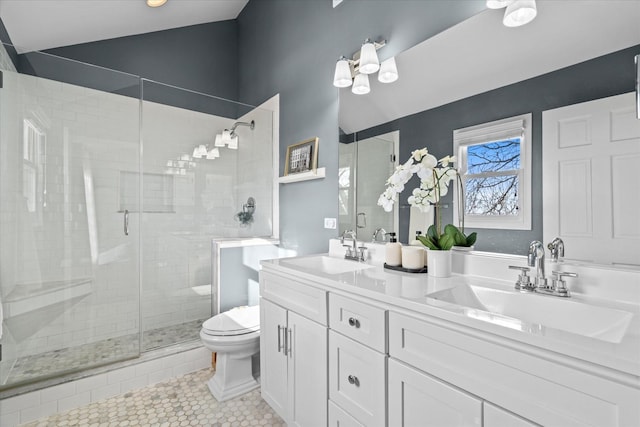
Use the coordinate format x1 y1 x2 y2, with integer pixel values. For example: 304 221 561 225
199 305 261 402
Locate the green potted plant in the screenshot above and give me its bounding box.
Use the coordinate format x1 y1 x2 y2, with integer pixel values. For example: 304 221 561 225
418 224 477 251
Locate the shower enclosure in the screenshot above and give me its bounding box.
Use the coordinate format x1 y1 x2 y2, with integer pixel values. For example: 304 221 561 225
0 44 273 392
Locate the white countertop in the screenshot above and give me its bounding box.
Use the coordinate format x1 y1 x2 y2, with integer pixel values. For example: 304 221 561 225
261 252 640 385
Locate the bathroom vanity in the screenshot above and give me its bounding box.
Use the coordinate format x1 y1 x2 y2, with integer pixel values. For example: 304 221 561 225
259 242 640 427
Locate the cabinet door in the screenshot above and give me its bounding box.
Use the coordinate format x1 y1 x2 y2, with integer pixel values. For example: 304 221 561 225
329 400 365 427
329 331 386 427
388 358 482 427
260 299 288 420
484 403 539 427
287 311 328 427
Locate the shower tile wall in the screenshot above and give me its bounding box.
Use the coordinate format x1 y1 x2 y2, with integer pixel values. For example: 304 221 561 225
234 108 273 239
1 59 274 388
140 99 273 342
0 43 16 72
140 101 239 336
0 70 141 384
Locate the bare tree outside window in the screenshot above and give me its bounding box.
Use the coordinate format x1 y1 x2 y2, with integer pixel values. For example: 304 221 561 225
464 138 521 216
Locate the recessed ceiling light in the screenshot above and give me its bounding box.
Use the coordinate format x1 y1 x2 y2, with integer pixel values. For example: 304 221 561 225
147 0 167 7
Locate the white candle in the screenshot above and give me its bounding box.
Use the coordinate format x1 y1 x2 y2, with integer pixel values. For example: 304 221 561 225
402 246 424 270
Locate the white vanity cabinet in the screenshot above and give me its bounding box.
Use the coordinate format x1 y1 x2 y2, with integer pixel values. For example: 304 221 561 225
388 357 482 427
328 293 387 427
388 311 639 427
259 272 328 427
260 257 639 427
484 403 539 427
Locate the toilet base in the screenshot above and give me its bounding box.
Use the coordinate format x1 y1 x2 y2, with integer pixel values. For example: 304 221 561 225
207 352 259 402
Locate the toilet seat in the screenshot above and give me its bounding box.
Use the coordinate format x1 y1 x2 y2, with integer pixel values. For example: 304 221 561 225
202 305 260 337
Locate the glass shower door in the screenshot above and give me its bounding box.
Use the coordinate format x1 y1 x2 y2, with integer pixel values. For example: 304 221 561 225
0 50 141 390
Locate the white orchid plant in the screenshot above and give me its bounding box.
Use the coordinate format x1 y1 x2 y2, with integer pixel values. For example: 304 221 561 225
377 147 476 250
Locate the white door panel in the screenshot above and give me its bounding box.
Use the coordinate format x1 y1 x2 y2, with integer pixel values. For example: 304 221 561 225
543 92 640 266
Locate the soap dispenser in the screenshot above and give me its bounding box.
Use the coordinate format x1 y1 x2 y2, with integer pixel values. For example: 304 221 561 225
385 232 402 266
410 231 423 246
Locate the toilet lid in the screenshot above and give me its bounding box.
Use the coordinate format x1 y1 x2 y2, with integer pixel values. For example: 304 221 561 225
202 305 260 336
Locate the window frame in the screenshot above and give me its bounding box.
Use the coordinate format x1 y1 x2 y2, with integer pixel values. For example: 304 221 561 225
453 113 532 230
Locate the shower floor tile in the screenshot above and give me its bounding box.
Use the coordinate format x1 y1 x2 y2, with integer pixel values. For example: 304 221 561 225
20 368 285 427
7 319 206 386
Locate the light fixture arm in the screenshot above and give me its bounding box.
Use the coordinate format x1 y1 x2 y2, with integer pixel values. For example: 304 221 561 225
230 120 255 134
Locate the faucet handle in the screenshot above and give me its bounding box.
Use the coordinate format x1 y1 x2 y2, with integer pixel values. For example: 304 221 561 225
550 271 577 297
508 265 532 291
343 245 354 257
357 245 367 261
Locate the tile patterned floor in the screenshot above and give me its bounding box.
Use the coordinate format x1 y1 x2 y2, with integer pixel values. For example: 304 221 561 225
7 320 206 386
20 368 285 427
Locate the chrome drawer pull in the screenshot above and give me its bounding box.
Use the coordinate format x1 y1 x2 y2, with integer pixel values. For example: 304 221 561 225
347 375 360 386
348 317 361 328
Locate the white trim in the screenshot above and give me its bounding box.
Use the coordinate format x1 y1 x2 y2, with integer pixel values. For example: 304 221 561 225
252 94 280 239
453 113 532 230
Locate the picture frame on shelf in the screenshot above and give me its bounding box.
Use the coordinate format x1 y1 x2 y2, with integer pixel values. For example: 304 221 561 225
284 137 319 175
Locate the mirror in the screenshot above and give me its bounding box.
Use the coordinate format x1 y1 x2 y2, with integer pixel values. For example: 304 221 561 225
338 2 640 263
339 131 399 241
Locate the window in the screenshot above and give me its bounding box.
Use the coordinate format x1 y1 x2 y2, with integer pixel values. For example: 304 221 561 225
453 113 532 230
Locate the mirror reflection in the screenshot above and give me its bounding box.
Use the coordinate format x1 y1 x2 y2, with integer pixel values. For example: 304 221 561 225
338 2 640 266
339 131 398 241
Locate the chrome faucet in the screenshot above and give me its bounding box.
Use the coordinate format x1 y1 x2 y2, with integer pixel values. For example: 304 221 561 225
527 240 547 289
547 237 564 262
372 228 387 243
341 230 366 261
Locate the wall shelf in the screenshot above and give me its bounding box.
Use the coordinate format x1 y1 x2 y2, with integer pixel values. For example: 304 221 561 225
278 167 326 184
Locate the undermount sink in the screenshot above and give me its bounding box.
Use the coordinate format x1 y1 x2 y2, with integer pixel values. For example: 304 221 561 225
281 255 374 275
427 284 634 343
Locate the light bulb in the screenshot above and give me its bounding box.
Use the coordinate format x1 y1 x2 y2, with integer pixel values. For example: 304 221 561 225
503 0 537 27
192 145 207 158
359 40 380 75
221 130 231 144
378 57 399 84
146 0 167 7
206 148 220 159
333 57 353 88
227 135 239 150
486 0 513 9
352 73 370 95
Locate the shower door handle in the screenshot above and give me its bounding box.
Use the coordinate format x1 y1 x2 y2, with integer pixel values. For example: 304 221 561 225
124 210 129 236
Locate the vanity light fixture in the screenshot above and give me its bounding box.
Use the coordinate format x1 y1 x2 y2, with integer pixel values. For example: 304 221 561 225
212 120 255 151
352 73 371 95
333 37 399 95
146 0 167 7
486 0 512 9
359 39 380 75
486 0 537 27
378 57 399 84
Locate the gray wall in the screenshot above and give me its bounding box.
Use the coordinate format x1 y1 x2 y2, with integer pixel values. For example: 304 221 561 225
237 0 485 255
354 45 640 254
1 1 492 256
43 20 239 101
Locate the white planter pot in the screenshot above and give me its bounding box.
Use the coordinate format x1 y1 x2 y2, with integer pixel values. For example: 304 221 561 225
427 249 452 278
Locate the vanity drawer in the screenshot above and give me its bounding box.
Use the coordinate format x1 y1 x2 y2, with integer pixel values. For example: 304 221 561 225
388 311 640 427
329 330 386 427
329 400 365 427
329 293 387 352
260 271 327 325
